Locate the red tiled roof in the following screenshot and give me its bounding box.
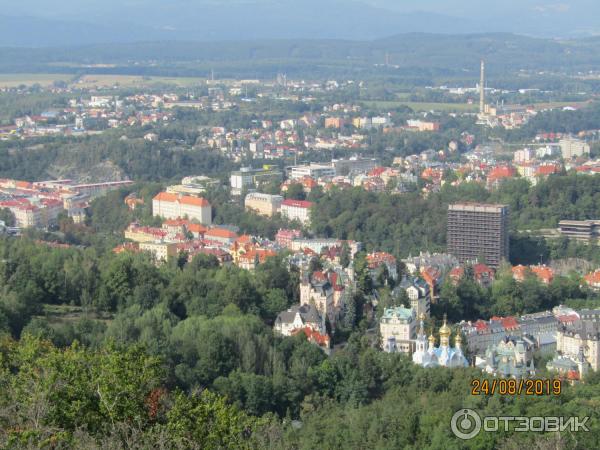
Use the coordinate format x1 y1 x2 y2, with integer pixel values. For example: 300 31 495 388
163 218 189 227
366 252 396 268
153 192 210 207
449 267 464 279
312 271 328 283
536 164 560 176
282 199 313 209
530 265 554 283
558 314 579 324
113 242 140 254
473 263 493 276
488 166 516 182
584 270 600 285
368 167 387 177
302 177 318 189
474 321 489 332
236 234 253 244
16 181 33 189
291 327 330 347
188 223 208 234
512 265 528 281
239 249 277 263
500 317 519 330
420 266 441 283
204 228 238 239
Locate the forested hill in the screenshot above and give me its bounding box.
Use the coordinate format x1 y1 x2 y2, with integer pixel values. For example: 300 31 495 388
4 33 600 78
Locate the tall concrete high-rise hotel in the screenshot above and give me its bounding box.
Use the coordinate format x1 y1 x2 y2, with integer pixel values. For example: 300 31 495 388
447 203 509 268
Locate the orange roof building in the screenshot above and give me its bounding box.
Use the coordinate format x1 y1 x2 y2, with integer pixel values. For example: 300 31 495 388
530 265 554 284
366 252 398 281
204 227 238 245
487 166 516 186
237 249 277 270
512 265 529 282
291 326 331 350
124 194 145 211
513 264 554 284
152 192 212 225
584 270 600 290
535 164 561 177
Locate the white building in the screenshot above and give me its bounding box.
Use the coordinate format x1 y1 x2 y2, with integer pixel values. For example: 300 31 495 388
513 148 533 163
535 144 560 159
229 167 282 196
371 116 392 127
289 238 362 255
274 304 325 336
331 157 379 176
230 169 255 195
152 192 212 225
249 141 264 154
0 198 63 229
288 164 335 180
380 306 417 354
281 199 313 225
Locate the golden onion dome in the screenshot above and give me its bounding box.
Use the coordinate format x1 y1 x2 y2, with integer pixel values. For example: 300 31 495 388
439 314 451 337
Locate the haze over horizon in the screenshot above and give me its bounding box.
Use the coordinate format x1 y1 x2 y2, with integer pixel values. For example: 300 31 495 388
2 0 600 47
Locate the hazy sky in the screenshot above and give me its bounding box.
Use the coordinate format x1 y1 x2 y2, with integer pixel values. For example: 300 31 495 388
5 0 599 19
1 0 600 46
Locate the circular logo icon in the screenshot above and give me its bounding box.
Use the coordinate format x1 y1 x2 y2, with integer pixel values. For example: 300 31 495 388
451 409 482 440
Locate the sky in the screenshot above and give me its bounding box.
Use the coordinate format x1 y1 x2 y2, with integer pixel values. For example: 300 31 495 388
1 0 600 46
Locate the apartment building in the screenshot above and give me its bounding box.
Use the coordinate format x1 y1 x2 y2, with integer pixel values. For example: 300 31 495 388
447 203 509 268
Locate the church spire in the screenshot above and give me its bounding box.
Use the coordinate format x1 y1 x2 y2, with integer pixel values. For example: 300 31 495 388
418 313 426 337
439 314 451 347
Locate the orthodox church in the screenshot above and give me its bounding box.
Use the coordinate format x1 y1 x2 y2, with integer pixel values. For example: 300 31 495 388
412 314 469 368
477 336 535 378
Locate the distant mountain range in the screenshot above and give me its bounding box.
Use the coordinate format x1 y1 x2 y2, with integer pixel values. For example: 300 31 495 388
2 0 600 47
3 33 600 81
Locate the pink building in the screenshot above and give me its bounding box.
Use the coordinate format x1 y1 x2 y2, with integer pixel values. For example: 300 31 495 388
276 228 302 248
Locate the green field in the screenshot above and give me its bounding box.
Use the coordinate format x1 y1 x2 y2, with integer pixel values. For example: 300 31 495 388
363 99 592 113
73 74 208 88
0 73 209 89
363 100 478 112
532 100 592 110
0 73 73 88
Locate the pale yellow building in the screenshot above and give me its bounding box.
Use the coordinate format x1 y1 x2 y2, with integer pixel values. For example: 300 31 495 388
139 242 179 262
244 193 283 217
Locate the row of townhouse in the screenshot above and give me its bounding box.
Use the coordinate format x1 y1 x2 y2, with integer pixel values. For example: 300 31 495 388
459 309 572 355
